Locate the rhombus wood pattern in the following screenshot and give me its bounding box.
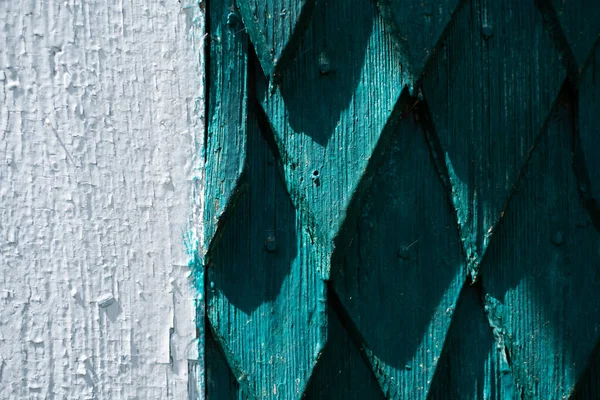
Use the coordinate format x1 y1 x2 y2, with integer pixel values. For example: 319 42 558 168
201 0 600 398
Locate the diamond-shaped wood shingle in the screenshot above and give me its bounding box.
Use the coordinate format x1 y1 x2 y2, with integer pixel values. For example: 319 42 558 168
577 44 600 229
207 104 326 399
204 0 248 255
377 0 463 86
549 0 600 70
480 92 600 398
237 0 315 79
422 0 566 278
202 0 600 398
258 0 410 279
331 112 465 399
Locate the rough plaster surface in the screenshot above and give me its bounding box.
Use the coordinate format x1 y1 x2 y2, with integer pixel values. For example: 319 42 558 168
0 0 204 398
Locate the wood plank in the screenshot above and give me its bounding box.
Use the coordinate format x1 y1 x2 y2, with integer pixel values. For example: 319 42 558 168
422 0 566 279
204 0 248 255
331 112 465 399
577 44 600 229
206 328 248 400
302 305 386 399
571 345 600 399
428 284 516 400
237 0 315 79
480 91 600 398
258 0 409 279
206 105 326 399
377 0 463 86
549 0 600 69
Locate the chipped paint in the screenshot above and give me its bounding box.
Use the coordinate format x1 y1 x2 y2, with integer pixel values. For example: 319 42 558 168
0 0 204 398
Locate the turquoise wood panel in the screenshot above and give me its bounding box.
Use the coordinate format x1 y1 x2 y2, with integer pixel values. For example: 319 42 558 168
377 0 462 85
331 109 465 398
204 0 248 255
571 347 600 399
549 0 600 70
258 0 408 279
206 103 326 398
302 305 386 399
428 284 515 399
480 89 600 398
422 0 565 279
201 0 600 398
577 45 600 229
206 328 248 400
237 0 315 79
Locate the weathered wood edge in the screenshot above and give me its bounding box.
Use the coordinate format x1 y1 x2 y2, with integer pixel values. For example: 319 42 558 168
203 0 249 261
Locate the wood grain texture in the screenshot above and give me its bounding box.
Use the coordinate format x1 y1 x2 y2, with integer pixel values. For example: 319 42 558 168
203 1 600 398
577 44 600 229
423 0 566 279
302 305 386 400
258 0 408 279
571 345 600 399
480 91 600 398
549 0 600 69
206 328 248 400
428 284 515 399
237 0 315 79
206 105 326 399
331 111 465 399
204 0 248 256
377 0 463 87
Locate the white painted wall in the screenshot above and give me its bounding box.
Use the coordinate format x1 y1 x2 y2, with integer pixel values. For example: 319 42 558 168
0 0 204 398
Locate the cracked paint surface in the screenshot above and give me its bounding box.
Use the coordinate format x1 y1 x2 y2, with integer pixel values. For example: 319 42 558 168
0 0 204 398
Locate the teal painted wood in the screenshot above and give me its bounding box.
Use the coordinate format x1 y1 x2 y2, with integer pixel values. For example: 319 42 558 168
302 305 386 399
480 91 600 398
206 103 326 399
206 328 248 399
204 0 248 255
202 0 600 398
206 305 386 400
577 45 600 229
258 0 408 279
571 347 600 399
428 284 515 399
331 110 465 399
422 0 566 279
237 0 315 79
377 0 462 86
548 0 600 70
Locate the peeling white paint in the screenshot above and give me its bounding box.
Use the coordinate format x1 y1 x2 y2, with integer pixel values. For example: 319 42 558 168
0 0 204 398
